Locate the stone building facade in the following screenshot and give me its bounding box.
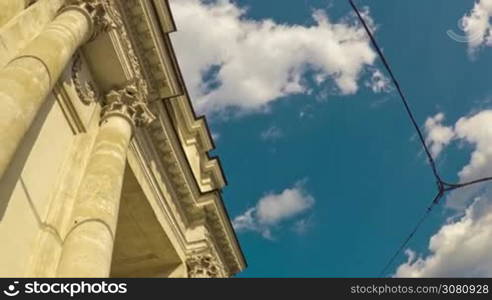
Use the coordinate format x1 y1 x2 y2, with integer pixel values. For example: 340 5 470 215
0 0 245 277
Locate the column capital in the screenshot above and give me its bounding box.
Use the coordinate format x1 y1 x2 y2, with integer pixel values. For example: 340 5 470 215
101 81 155 130
186 254 226 278
61 0 116 42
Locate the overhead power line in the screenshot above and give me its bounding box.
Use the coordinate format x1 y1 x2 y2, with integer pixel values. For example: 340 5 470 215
348 0 492 277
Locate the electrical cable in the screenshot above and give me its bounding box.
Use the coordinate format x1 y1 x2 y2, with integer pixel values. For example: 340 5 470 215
348 0 492 277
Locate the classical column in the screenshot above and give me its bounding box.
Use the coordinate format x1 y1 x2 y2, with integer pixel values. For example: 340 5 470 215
0 0 33 27
0 0 112 181
56 83 155 277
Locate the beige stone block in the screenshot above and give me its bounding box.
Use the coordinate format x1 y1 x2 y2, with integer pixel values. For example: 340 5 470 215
0 181 39 277
26 110 102 277
21 98 74 219
0 0 27 28
0 92 77 276
0 7 91 180
0 0 64 68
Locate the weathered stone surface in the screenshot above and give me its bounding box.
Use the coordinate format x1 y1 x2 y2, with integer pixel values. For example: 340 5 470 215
57 115 132 277
0 0 64 69
0 7 91 181
0 0 29 28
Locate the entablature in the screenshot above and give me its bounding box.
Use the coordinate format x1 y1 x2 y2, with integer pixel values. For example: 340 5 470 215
109 0 227 194
116 0 182 101
138 100 245 275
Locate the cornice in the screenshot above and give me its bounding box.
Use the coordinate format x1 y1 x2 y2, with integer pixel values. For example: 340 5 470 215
144 101 244 275
115 0 182 101
166 97 227 192
199 193 246 276
130 128 239 276
127 136 190 262
151 0 176 33
146 102 204 223
112 0 226 193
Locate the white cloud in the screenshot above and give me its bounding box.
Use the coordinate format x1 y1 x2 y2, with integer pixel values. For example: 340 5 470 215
260 125 283 141
365 69 391 93
395 197 492 277
396 110 492 277
458 0 492 55
447 110 492 209
211 131 220 141
169 0 378 116
232 180 315 239
424 113 455 158
232 207 258 234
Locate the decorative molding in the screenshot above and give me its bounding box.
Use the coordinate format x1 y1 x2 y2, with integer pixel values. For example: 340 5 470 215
102 0 149 100
167 99 226 192
116 0 181 100
127 138 190 258
62 0 115 42
63 0 150 107
101 82 155 128
186 254 225 278
145 102 243 275
203 203 242 275
129 132 237 275
147 116 198 219
71 53 99 105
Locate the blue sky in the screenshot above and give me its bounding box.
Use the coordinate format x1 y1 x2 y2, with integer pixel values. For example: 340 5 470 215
170 0 492 277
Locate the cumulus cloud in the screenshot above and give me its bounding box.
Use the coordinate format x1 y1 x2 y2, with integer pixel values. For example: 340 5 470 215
232 180 315 239
457 0 492 55
396 197 492 277
169 0 380 115
424 113 455 158
447 110 492 209
396 110 492 277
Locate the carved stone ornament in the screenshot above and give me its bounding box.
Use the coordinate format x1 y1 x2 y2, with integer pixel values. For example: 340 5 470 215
62 0 117 42
101 82 155 128
71 53 99 104
186 254 224 278
103 1 150 99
